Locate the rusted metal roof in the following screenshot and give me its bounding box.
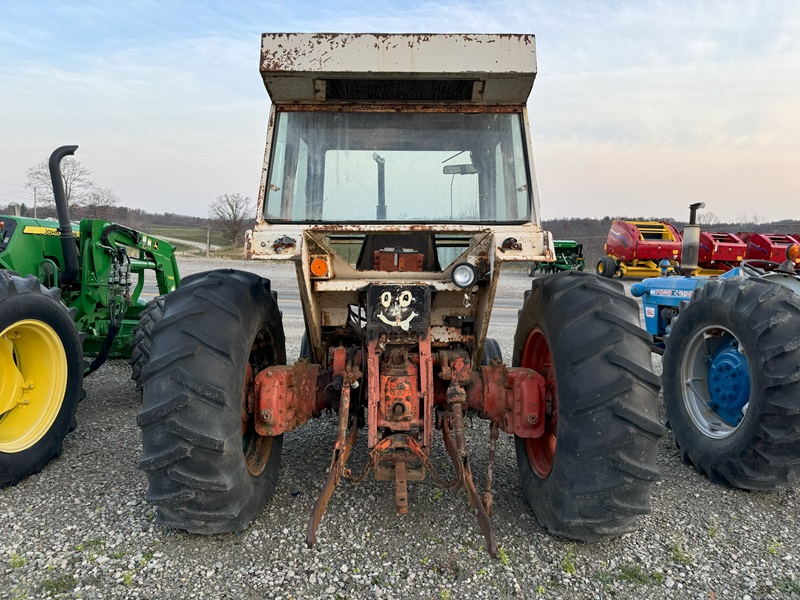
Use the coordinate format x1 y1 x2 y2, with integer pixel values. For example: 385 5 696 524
260 33 536 105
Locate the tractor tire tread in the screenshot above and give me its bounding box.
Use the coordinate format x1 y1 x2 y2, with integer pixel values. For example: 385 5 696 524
139 269 285 534
513 271 661 541
130 295 166 392
663 277 800 489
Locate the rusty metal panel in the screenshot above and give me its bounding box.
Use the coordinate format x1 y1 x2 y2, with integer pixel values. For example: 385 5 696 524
260 33 536 105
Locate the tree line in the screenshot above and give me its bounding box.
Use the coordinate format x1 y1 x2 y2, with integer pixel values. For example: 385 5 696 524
2 155 256 246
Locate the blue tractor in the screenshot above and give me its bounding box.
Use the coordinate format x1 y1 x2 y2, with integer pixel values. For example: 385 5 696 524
632 203 800 489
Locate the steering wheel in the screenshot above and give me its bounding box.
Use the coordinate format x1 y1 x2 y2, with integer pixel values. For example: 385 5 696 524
740 259 781 277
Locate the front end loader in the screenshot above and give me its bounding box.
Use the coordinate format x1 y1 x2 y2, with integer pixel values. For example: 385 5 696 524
1 146 180 486
140 33 662 555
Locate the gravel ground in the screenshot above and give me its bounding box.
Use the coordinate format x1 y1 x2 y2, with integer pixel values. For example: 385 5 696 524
2 257 799 599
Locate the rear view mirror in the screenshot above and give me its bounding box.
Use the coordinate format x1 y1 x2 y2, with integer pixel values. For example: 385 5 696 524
443 164 478 175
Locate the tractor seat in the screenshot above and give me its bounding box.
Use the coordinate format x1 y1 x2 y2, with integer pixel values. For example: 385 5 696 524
356 233 441 271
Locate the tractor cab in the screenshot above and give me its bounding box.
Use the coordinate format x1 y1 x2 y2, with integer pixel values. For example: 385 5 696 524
248 34 553 366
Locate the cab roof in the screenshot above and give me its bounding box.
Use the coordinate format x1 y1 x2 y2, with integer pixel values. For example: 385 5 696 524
260 33 536 105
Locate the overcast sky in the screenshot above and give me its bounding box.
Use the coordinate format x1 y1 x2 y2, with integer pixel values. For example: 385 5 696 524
0 0 797 222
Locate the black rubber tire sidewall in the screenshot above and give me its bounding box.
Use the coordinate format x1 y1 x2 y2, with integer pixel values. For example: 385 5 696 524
662 277 800 488
139 269 286 533
130 295 165 392
512 271 662 540
481 337 503 365
0 274 83 487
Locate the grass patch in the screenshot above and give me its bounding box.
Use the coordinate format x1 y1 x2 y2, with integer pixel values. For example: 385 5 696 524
670 536 692 565
561 552 576 574
708 519 719 538
41 574 77 594
776 576 800 593
617 565 663 585
10 553 25 568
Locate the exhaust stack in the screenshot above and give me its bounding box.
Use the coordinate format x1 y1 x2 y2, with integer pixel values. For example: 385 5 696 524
681 202 705 276
48 145 80 285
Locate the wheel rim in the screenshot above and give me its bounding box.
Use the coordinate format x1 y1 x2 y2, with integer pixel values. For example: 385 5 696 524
241 353 276 477
679 325 751 439
520 327 558 478
597 261 606 275
0 319 68 452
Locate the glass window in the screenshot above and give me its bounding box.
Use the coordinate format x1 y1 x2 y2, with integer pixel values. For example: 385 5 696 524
264 111 531 224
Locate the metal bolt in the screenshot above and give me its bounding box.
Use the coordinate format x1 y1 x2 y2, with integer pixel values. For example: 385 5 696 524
528 414 538 425
267 371 273 377
260 410 272 422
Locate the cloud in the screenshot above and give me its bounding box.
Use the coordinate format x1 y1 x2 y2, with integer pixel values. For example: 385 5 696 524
0 0 797 220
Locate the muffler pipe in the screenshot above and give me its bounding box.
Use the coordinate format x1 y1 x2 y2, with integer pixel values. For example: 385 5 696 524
680 202 705 276
49 145 80 285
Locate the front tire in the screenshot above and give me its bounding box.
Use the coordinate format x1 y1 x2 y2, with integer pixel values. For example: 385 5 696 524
512 271 662 540
0 273 83 486
138 269 285 533
662 277 800 489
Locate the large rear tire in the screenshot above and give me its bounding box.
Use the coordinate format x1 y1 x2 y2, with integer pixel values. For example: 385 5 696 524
0 273 83 487
512 271 662 540
130 295 165 393
138 269 285 533
662 277 800 489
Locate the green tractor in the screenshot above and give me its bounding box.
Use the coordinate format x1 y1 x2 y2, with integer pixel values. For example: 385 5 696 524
529 240 584 275
1 145 180 486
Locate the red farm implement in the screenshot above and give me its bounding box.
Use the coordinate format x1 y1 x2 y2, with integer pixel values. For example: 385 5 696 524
743 233 800 270
597 220 682 278
696 231 748 275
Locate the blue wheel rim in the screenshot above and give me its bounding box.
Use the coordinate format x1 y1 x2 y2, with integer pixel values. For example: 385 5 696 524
679 325 751 439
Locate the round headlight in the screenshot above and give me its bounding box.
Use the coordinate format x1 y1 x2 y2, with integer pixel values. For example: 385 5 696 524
452 263 477 288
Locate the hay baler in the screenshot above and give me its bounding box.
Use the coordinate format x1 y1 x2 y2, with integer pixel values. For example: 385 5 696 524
597 219 682 278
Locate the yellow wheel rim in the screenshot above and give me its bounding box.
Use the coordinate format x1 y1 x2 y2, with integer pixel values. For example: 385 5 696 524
0 319 68 452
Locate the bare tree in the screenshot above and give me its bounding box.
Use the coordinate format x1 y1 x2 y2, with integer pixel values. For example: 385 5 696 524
81 186 119 219
697 211 720 227
735 211 769 233
208 193 256 245
24 156 94 215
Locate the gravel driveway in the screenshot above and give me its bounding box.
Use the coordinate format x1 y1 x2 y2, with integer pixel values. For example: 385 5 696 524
2 258 799 599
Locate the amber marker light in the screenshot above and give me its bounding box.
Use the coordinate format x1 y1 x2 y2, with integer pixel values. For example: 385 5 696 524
310 257 329 277
787 243 800 261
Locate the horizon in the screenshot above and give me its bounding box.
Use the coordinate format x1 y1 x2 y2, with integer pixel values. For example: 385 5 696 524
1 1 797 223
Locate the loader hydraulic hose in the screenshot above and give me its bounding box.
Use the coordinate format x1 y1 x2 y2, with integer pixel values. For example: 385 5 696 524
49 145 80 286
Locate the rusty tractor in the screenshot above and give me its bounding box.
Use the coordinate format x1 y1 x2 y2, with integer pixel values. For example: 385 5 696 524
138 33 662 555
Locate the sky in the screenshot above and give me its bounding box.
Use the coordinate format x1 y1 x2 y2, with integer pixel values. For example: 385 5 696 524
0 0 798 223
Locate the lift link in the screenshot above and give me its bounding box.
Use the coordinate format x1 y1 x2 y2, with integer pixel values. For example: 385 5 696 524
306 363 359 549
444 375 499 558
